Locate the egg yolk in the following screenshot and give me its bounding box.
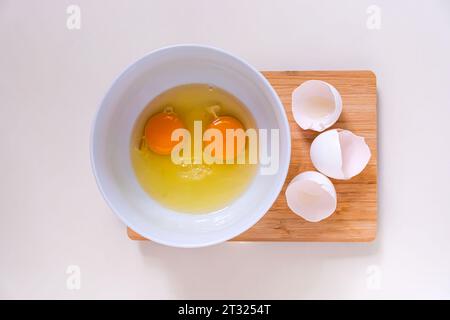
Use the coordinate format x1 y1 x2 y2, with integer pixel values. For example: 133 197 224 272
144 111 184 155
206 115 245 160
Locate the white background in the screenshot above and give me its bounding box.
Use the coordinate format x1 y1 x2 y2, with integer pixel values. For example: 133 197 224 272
1 0 450 299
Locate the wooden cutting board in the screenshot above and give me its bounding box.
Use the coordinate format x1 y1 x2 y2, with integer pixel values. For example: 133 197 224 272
128 70 377 242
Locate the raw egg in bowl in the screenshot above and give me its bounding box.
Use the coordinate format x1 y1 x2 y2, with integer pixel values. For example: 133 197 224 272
90 45 291 248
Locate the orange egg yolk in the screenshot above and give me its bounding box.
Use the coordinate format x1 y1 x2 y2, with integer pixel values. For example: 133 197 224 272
206 115 245 160
144 112 184 155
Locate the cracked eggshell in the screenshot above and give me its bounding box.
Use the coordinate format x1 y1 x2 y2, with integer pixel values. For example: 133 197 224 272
292 80 342 132
310 129 371 180
285 171 337 222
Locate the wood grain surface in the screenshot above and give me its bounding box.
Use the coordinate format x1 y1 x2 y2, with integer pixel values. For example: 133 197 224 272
128 70 377 242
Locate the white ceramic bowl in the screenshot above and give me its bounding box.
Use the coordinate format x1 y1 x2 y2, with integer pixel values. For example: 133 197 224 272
90 45 291 248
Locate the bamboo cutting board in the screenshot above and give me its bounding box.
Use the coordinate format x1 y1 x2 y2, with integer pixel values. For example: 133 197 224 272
128 70 377 242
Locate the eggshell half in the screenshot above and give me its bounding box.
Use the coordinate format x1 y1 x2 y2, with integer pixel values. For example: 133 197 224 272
285 171 337 222
310 129 371 180
292 80 342 132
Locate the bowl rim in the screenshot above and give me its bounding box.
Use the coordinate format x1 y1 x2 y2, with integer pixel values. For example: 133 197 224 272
90 44 291 248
